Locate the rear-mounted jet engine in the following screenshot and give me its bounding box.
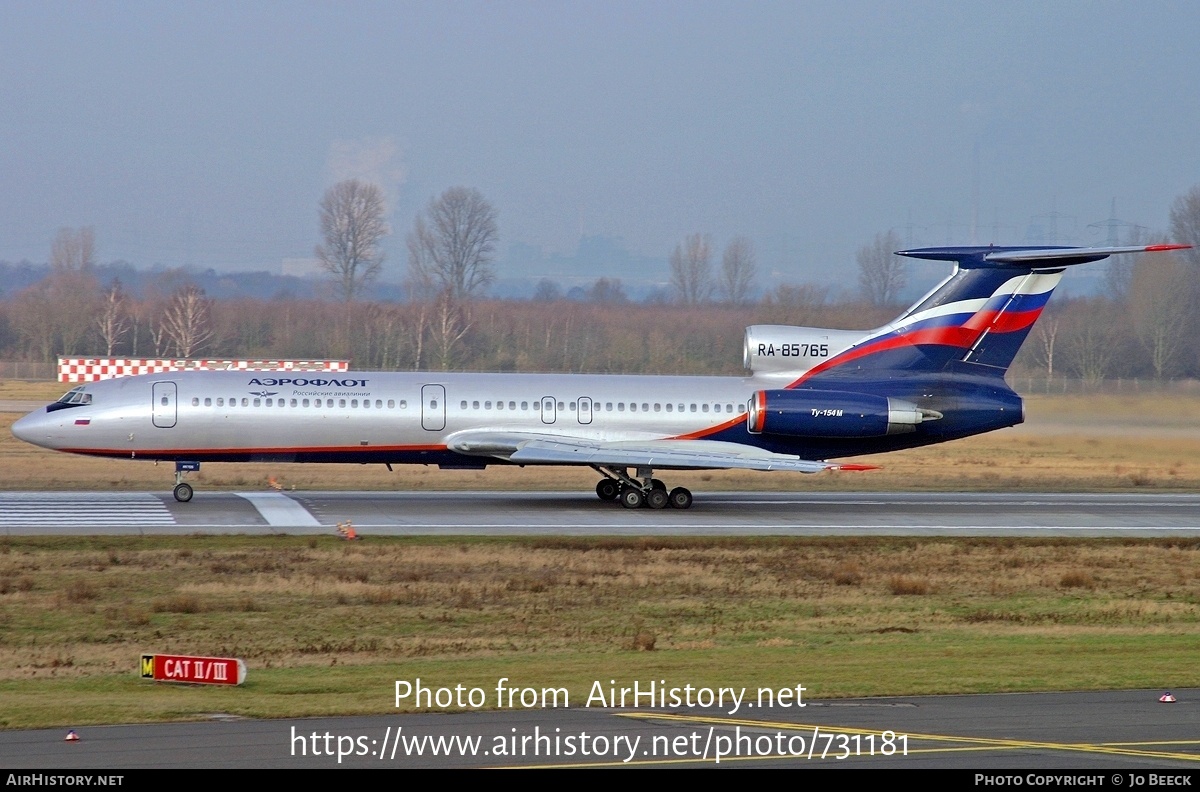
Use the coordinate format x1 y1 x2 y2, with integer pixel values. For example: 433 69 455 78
748 389 942 438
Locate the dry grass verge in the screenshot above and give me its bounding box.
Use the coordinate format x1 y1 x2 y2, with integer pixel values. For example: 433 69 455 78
1 536 1199 727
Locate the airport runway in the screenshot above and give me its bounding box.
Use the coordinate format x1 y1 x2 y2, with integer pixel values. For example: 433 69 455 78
2 689 1197 768
2 490 1200 536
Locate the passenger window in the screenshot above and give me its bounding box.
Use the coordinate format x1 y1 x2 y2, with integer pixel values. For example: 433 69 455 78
376 400 382 408
161 396 169 406
204 398 212 406
726 404 734 412
400 400 407 409
430 400 438 409
191 398 199 406
241 398 249 407
350 399 357 408
473 401 480 409
654 403 661 412
666 403 673 412
606 403 613 411
702 404 709 413
642 403 649 412
217 397 224 407
461 401 468 409
509 401 516 410
521 401 529 410
485 401 492 410
557 401 564 410
690 404 697 412
630 403 637 412
253 398 261 407
302 399 310 407
387 400 395 409
339 399 346 408
291 399 298 407
496 401 504 410
618 403 625 411
265 398 272 407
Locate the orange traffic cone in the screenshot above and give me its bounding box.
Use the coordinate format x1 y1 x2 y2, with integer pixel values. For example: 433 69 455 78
1160 691 1177 703
65 730 80 741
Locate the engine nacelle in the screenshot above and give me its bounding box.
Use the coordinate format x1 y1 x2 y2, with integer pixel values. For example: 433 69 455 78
743 325 862 375
747 389 938 438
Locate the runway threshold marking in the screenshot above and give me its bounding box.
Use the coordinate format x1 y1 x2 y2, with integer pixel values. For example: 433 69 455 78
0 493 175 526
234 492 321 527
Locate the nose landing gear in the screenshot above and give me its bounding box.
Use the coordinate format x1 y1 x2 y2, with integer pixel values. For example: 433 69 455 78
593 466 693 510
172 461 200 502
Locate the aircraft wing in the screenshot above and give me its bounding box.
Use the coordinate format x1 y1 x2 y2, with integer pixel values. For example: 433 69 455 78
446 431 871 473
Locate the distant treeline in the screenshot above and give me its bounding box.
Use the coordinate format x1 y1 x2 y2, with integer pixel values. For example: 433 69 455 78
2 252 1200 384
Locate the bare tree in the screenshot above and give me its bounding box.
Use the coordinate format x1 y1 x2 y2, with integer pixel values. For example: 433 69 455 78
315 179 389 302
1062 300 1116 386
161 285 214 357
669 233 713 305
763 282 828 326
1129 251 1190 379
1032 316 1060 380
586 277 627 304
96 280 130 356
1170 185 1200 272
718 236 757 305
532 279 562 302
50 227 96 272
857 230 907 306
430 291 472 370
407 187 499 301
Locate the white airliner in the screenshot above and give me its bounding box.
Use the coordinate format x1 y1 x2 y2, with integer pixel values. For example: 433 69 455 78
12 243 1187 509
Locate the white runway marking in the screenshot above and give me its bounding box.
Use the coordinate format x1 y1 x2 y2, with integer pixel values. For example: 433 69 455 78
0 492 175 526
235 492 321 526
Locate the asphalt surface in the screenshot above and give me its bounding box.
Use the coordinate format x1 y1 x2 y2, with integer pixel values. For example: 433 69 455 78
3 490 1200 536
5 489 1199 771
2 689 1197 769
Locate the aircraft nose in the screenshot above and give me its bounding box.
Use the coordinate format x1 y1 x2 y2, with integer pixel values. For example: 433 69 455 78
11 408 53 447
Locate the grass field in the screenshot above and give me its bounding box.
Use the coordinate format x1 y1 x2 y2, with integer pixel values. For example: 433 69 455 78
3 380 1200 730
1 535 1199 728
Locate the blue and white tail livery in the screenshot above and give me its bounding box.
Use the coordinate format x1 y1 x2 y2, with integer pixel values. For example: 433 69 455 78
11 243 1189 510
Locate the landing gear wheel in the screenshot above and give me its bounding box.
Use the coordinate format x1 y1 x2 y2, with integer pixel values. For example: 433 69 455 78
646 488 669 509
620 488 645 509
651 478 666 491
668 487 692 510
596 479 620 501
173 482 194 503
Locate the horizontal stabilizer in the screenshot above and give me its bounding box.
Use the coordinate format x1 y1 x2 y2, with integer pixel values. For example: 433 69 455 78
897 244 1190 269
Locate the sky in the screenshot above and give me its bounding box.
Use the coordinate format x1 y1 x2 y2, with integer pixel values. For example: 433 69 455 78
2 1 1198 292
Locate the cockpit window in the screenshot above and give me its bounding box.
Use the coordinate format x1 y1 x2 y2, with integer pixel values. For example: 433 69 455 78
47 386 93 412
57 387 92 405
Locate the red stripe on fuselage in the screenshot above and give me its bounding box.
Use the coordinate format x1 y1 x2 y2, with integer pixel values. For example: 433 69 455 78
670 414 746 441
60 443 449 457
787 307 1043 388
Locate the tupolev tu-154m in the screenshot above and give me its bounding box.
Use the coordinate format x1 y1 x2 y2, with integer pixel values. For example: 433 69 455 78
12 243 1188 510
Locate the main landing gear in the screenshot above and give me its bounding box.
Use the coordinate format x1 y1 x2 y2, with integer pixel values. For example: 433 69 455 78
593 466 693 510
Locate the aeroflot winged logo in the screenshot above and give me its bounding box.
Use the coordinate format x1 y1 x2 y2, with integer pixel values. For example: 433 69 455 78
248 377 370 387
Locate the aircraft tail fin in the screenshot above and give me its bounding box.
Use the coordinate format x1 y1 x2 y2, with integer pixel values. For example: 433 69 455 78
794 244 1189 385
